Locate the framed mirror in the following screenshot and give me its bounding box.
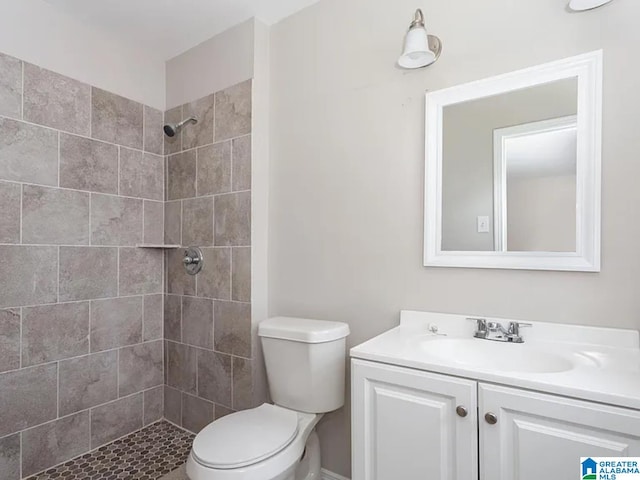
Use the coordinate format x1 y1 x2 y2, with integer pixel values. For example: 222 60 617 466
424 51 602 271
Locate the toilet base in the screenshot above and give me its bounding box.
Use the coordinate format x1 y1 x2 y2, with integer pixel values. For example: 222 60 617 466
295 430 321 480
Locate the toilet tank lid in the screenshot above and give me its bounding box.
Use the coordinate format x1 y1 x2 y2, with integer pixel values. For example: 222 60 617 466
259 317 350 343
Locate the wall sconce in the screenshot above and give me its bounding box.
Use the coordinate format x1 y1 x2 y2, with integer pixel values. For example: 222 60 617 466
398 9 442 69
568 0 613 10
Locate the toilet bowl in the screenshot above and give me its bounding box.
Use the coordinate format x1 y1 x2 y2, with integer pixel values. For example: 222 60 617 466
186 404 322 480
185 317 350 480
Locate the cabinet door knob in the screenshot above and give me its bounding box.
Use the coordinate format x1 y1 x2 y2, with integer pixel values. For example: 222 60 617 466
484 412 498 425
456 405 468 417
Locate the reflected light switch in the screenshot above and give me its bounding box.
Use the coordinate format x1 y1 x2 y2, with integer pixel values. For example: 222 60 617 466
477 216 490 233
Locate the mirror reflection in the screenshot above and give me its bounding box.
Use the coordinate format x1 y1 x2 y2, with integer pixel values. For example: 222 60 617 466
441 78 578 252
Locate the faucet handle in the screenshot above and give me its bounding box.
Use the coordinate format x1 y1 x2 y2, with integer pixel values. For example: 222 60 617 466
508 321 532 336
467 317 487 337
466 317 486 327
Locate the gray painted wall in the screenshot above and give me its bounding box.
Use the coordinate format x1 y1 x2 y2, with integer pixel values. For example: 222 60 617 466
268 0 639 476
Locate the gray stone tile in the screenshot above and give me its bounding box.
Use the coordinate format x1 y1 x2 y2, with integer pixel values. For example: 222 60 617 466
182 196 213 246
144 386 164 426
214 80 252 142
167 249 195 296
91 296 142 352
0 433 20 480
197 350 232 408
166 341 196 394
164 105 182 155
232 135 252 191
251 359 269 408
58 350 118 416
0 363 57 437
164 200 182 245
0 181 20 243
119 148 164 200
167 150 196 200
214 301 251 358
144 106 164 155
232 247 251 302
183 94 214 150
22 411 90 477
162 340 166 383
233 356 253 411
91 194 142 246
164 295 181 343
0 117 58 186
0 246 57 308
214 191 251 246
119 340 163 396
0 53 21 119
197 142 231 196
144 200 164 245
143 294 163 342
22 185 90 245
182 393 214 433
182 297 213 349
198 248 231 300
215 405 235 420
59 247 117 302
23 63 90 136
91 87 143 149
164 386 182 426
0 309 20 373
162 341 168 385
90 393 143 448
118 247 163 296
60 133 118 194
22 302 90 367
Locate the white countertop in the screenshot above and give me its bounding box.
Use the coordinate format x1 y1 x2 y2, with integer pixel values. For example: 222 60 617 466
350 310 640 410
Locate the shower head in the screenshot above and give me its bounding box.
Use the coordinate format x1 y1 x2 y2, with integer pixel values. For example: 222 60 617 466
163 116 198 137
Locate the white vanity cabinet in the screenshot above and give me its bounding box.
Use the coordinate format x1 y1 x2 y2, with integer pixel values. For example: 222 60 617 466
480 384 640 480
351 359 478 480
352 359 640 480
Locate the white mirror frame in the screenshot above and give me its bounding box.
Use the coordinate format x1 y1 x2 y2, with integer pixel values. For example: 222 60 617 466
424 50 603 272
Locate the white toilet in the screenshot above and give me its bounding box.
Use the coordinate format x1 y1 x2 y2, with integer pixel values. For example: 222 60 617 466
186 316 350 480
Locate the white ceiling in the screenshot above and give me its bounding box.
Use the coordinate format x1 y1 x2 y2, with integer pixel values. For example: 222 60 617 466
42 0 319 60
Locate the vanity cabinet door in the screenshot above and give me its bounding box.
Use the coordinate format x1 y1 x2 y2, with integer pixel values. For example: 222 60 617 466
479 383 640 480
351 359 478 480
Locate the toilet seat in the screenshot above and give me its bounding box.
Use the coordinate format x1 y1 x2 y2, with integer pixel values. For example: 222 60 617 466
192 404 299 469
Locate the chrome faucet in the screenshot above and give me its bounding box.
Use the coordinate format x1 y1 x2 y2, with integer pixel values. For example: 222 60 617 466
467 318 532 343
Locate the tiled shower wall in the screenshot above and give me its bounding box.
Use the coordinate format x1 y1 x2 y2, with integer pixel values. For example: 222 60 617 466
0 52 165 479
162 80 255 433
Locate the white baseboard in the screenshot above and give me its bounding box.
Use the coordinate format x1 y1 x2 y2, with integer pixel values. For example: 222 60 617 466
321 468 351 480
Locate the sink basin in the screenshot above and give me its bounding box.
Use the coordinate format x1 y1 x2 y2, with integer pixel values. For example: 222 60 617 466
418 338 595 373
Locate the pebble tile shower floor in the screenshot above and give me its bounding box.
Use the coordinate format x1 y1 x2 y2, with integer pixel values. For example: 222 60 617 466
27 421 194 480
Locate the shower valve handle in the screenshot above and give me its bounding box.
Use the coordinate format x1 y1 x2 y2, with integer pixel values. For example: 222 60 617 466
182 247 204 275
183 256 198 265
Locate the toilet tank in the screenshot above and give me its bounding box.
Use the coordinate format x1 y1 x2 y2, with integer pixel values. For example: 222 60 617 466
258 317 350 414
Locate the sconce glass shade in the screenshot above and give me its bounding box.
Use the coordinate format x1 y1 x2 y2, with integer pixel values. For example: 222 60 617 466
398 9 440 69
399 27 436 69
568 0 612 10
